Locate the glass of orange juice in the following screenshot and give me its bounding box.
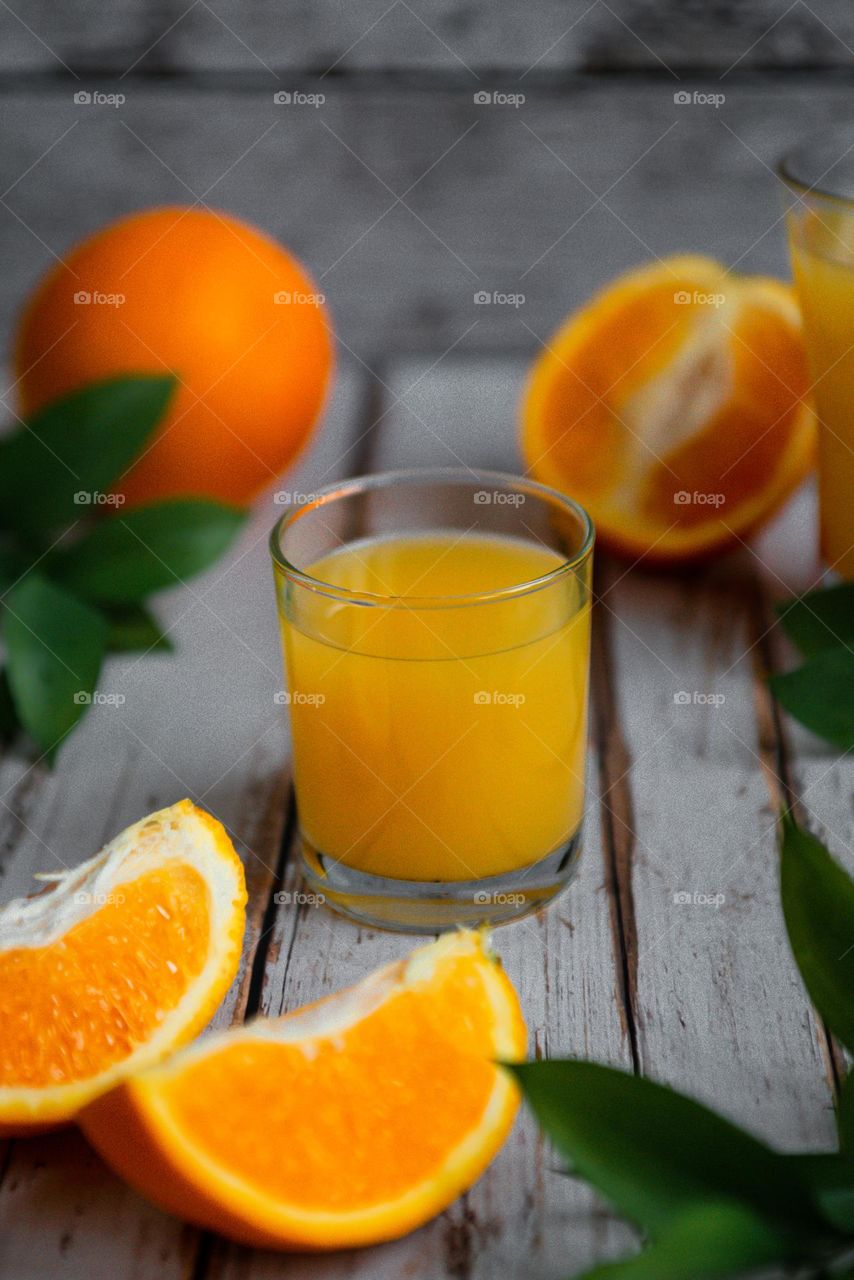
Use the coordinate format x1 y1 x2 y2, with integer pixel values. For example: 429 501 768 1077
270 468 594 931
780 130 854 579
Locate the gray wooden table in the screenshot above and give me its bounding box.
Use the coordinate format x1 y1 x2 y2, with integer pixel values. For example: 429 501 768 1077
0 355 848 1279
1 3 854 1275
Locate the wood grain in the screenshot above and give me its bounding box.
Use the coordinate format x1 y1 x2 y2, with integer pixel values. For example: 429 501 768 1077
1 1 853 74
599 557 838 1146
0 78 850 367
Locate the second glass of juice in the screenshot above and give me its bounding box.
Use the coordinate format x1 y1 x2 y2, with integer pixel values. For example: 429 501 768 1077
780 130 854 579
270 469 593 931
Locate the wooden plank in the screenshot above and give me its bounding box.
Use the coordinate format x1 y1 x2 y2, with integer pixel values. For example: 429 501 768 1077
747 483 854 1088
215 356 634 1280
0 78 850 366
750 483 854 879
1 2 853 73
599 553 838 1147
0 362 366 1279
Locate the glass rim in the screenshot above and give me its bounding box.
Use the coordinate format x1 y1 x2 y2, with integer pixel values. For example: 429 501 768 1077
777 127 854 208
269 466 595 610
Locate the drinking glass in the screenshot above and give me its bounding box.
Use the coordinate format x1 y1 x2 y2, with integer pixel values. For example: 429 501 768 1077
780 128 854 578
270 468 594 931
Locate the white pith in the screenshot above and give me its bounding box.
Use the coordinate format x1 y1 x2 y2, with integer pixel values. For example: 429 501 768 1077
0 800 245 1123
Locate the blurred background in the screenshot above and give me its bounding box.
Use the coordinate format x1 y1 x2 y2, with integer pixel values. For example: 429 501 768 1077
1 0 853 366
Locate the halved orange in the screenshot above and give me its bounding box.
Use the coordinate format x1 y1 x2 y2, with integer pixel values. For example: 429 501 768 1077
522 255 816 563
81 931 526 1250
0 800 246 1134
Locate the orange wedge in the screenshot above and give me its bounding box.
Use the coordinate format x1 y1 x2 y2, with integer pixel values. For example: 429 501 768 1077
0 800 246 1134
522 255 816 563
81 931 526 1250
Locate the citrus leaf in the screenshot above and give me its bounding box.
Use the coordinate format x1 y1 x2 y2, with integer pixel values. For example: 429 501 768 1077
577 1200 790 1280
54 499 246 603
787 1153 854 1233
105 604 173 653
0 544 28 593
769 647 854 750
508 1060 822 1238
778 583 854 658
0 375 176 535
0 669 19 742
781 813 854 1056
839 1073 854 1155
3 574 106 762
4 576 106 750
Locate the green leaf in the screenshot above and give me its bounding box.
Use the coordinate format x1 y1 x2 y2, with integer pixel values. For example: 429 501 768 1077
840 1073 854 1155
778 583 854 658
788 1153 854 1233
54 499 246 603
781 812 854 1056
0 669 20 742
0 543 28 594
577 1200 789 1280
3 574 106 762
508 1060 822 1238
0 375 176 535
105 603 173 653
769 647 854 750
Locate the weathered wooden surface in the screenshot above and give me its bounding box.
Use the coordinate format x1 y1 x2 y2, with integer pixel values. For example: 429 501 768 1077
1 78 853 364
1 344 851 1279
1 1 854 73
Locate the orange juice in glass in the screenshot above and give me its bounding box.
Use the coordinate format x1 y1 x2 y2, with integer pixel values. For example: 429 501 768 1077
781 132 854 578
270 469 593 931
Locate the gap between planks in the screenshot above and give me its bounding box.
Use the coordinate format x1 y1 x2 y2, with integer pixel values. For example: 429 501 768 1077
749 580 847 1098
590 557 640 1075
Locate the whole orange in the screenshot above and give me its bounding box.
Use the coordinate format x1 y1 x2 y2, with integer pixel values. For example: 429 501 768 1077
14 207 334 506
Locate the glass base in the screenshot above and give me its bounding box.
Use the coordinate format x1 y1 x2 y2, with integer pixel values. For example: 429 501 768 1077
299 828 582 933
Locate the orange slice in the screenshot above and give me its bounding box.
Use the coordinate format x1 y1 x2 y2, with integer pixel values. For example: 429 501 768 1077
0 800 246 1134
80 931 526 1250
522 255 816 563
